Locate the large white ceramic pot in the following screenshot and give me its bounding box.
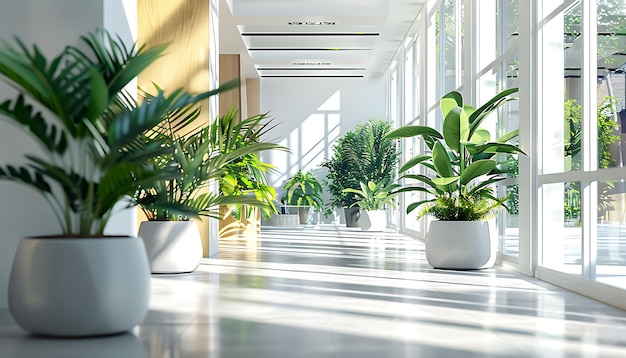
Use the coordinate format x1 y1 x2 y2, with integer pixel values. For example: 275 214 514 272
8 236 150 337
425 221 495 270
360 210 387 231
139 221 202 274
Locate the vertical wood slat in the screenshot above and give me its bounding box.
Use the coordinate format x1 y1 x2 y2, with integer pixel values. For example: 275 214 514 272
137 0 212 256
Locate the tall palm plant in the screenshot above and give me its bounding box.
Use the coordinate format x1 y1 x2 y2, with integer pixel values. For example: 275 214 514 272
0 29 235 235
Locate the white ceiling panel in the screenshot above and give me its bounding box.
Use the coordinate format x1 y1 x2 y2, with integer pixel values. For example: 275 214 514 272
229 0 389 17
220 0 426 78
243 34 378 50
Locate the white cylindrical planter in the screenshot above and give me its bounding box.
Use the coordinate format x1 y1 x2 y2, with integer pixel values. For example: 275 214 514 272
139 221 202 274
8 236 151 337
360 210 387 231
425 221 495 270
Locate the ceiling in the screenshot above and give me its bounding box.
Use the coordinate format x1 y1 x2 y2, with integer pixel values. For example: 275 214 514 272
219 0 426 78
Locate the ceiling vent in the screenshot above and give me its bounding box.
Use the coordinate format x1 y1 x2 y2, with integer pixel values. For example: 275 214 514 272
287 21 336 26
292 61 333 66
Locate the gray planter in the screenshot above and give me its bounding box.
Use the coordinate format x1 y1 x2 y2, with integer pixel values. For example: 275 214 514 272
425 221 495 270
9 236 150 337
344 207 362 227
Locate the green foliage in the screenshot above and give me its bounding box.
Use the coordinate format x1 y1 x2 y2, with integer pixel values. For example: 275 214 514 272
419 190 508 221
217 107 282 220
136 105 286 221
501 155 519 215
386 88 524 221
283 170 324 212
343 179 399 211
0 29 236 235
321 118 398 215
563 96 620 223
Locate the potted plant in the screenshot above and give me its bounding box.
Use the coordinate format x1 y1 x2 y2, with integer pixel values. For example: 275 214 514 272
321 118 398 226
135 104 285 274
343 179 399 231
282 170 324 224
385 88 525 269
0 30 234 336
218 107 282 236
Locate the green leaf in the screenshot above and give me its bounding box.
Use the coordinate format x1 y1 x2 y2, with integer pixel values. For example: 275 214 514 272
496 129 519 143
470 128 491 144
432 176 460 186
460 160 496 185
471 142 526 156
432 141 455 178
385 125 443 140
407 199 436 214
469 87 518 133
396 186 437 195
440 91 463 118
442 106 469 152
84 67 108 120
398 154 431 173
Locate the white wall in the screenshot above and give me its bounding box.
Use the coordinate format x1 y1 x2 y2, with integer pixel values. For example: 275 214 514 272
0 0 135 308
259 76 386 223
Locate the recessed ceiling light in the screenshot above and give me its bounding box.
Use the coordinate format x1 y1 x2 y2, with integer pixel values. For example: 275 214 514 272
292 61 333 66
288 21 336 26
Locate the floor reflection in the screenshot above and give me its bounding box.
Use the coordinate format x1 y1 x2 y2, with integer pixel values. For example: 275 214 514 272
1 224 626 357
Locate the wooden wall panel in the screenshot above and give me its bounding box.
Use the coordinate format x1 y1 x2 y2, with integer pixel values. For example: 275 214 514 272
246 78 260 117
138 0 212 257
219 54 241 118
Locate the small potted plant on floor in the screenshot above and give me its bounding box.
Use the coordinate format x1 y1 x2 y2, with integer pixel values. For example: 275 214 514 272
136 103 285 273
214 107 283 237
0 30 235 337
343 179 399 231
385 88 525 269
282 170 324 224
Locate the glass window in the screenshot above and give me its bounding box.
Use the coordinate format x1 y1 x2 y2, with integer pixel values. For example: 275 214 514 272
501 184 520 256
478 0 497 70
499 0 519 53
443 0 457 93
404 42 415 122
596 0 626 170
541 2 582 175
542 182 583 275
596 179 626 289
434 8 443 98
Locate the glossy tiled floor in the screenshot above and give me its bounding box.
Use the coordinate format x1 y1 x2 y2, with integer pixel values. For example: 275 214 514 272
2 225 626 357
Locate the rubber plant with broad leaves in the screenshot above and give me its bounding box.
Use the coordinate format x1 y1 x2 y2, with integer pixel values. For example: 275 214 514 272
0 30 239 236
385 88 526 221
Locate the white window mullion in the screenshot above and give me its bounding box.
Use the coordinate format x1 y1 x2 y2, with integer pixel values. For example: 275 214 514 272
516 0 538 276
581 0 598 281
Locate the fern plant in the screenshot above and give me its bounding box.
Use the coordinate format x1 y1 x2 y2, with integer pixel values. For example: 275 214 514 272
386 88 525 221
321 118 398 215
